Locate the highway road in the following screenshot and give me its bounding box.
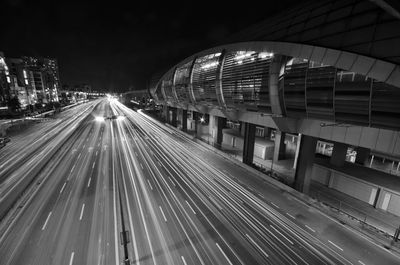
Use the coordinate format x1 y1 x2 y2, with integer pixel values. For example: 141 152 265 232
0 98 399 265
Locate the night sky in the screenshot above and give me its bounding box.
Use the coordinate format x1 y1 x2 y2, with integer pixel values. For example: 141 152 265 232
2 0 298 92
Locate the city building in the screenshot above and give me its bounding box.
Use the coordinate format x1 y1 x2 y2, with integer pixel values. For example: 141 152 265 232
149 0 400 236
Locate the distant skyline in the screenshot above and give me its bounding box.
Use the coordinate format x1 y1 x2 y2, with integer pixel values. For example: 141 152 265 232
2 0 299 92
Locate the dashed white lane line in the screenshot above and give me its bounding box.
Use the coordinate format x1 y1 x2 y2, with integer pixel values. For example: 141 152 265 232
69 252 75 265
168 177 176 187
328 240 343 251
42 212 52 230
181 256 187 265
245 234 269 258
147 179 153 190
95 151 98 156
140 163 143 170
83 144 86 149
87 177 91 188
286 213 296 219
92 162 96 169
135 151 138 157
60 182 67 194
159 206 167 222
271 202 279 209
216 242 233 265
185 200 196 215
358 260 366 265
77 153 81 159
270 225 293 245
305 225 316 233
79 204 85 221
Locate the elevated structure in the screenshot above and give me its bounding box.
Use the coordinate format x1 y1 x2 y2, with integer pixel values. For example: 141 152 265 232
149 0 400 220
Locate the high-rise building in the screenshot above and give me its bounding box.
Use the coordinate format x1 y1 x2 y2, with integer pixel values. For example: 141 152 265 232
0 52 10 109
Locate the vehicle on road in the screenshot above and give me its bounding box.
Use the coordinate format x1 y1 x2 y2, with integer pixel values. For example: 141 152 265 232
0 137 10 148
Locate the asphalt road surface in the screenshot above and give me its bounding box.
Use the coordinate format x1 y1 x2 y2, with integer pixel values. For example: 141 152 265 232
0 98 399 265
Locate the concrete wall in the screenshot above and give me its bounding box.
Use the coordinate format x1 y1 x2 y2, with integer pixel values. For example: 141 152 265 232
312 163 400 216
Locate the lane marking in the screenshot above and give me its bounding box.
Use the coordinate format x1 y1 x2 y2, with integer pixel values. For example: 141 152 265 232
181 256 187 265
147 179 153 190
42 212 52 230
169 177 176 187
328 240 343 251
159 206 167 222
305 225 315 233
286 213 296 219
358 261 366 265
69 252 75 265
135 151 138 157
271 202 279 208
83 144 86 149
245 234 269 258
95 151 98 156
60 182 67 194
87 177 91 188
77 153 81 159
216 243 233 265
185 200 196 215
140 163 143 170
270 225 293 245
79 204 85 220
92 162 96 169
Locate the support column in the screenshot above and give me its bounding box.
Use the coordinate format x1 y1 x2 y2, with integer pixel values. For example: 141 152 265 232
171 107 177 127
242 122 256 165
273 131 286 161
216 116 226 148
294 135 317 194
163 105 169 123
330 142 348 167
293 134 301 169
355 147 370 165
182 109 187 132
193 111 199 137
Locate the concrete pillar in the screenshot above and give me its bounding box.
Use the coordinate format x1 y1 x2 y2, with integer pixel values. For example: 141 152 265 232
293 135 317 194
163 105 169 123
216 116 226 147
242 122 256 165
355 147 370 165
293 134 301 169
330 142 348 167
193 111 199 137
182 109 187 132
273 131 286 161
171 107 177 127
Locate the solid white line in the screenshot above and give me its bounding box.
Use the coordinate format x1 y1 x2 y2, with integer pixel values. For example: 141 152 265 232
87 177 91 188
79 204 85 220
328 240 343 251
245 234 269 258
147 179 153 190
271 202 279 208
159 206 167 222
305 225 316 233
92 162 95 169
270 225 293 245
69 252 75 265
42 212 52 230
181 256 187 265
216 243 233 265
60 182 66 194
358 260 366 265
185 200 196 215
286 213 296 219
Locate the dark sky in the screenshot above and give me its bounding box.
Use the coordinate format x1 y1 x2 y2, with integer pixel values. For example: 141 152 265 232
2 0 297 92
